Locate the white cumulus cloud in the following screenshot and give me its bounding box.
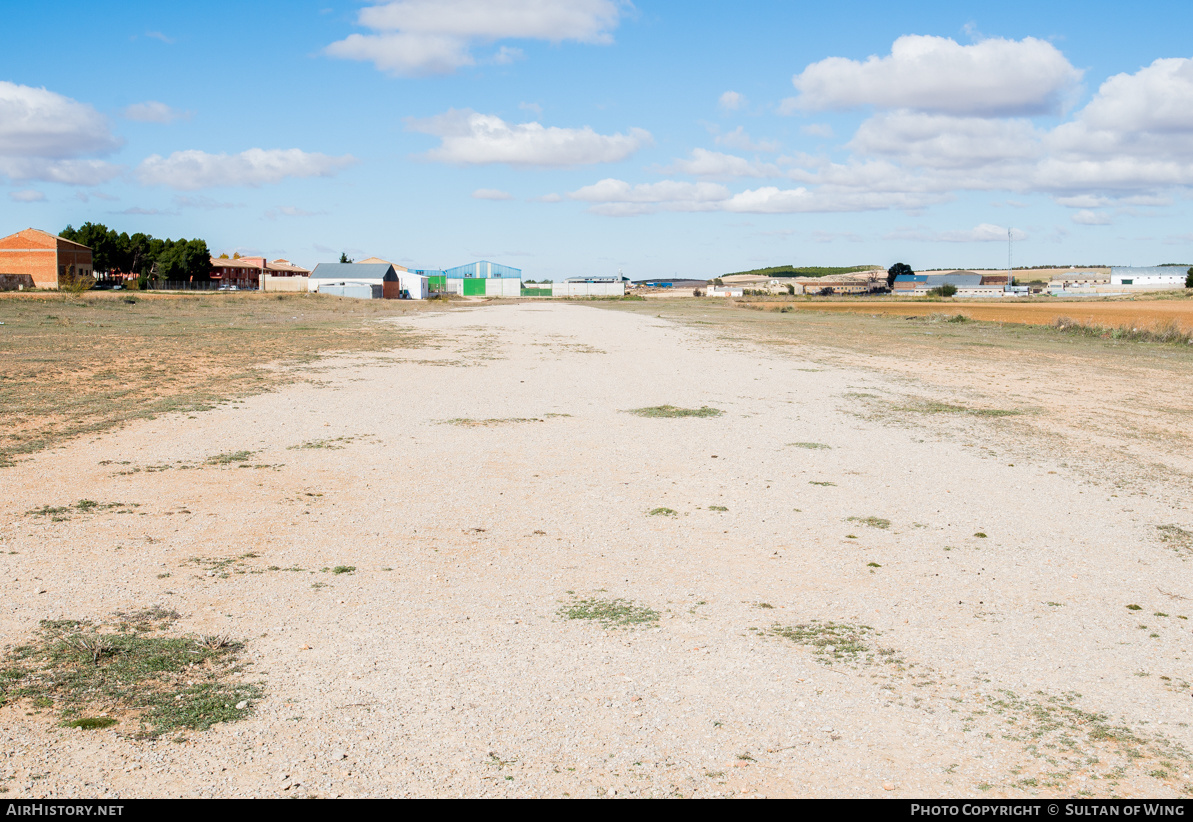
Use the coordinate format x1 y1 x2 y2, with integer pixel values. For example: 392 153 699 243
326 0 623 76
662 148 780 180
719 91 744 111
714 126 779 153
568 178 730 215
791 35 1082 116
0 81 122 185
1071 210 1112 225
849 112 1043 170
409 109 650 167
566 176 938 215
1040 57 1193 193
123 101 192 124
137 148 357 190
885 223 1026 242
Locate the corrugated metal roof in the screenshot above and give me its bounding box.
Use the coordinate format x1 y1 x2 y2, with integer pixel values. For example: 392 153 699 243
309 263 398 281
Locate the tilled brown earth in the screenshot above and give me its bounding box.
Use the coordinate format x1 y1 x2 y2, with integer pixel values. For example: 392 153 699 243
2 303 1192 798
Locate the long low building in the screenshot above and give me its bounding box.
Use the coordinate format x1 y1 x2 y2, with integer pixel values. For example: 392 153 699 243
309 262 402 299
422 260 522 297
556 273 630 297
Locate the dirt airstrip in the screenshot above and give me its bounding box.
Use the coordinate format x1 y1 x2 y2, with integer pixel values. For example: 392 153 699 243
2 301 1193 798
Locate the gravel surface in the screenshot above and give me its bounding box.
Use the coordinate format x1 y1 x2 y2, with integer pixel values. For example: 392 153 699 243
2 302 1192 798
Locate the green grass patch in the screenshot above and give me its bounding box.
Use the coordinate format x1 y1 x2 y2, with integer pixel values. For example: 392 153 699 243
205 450 257 465
897 400 1022 417
847 516 891 529
771 620 878 665
331 565 356 575
0 616 261 738
1157 525 1193 555
25 500 139 521
648 507 678 517
708 505 729 512
560 598 659 628
66 717 117 730
442 417 549 427
625 405 723 418
809 481 837 487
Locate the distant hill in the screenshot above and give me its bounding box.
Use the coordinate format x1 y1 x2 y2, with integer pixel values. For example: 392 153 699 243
719 265 881 279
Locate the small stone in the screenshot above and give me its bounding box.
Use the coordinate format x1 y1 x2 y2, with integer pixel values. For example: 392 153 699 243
882 782 895 791
235 701 248 710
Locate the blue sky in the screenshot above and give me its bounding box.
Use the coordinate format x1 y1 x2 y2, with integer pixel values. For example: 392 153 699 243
3 0 1193 278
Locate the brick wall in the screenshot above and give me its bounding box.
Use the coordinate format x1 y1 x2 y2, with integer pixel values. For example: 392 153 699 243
0 229 92 289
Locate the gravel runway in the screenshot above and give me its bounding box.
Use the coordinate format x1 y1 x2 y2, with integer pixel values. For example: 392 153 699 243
2 302 1191 798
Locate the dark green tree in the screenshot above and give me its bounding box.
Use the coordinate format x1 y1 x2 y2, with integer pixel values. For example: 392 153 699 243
887 262 913 289
339 253 353 264
1187 267 1192 288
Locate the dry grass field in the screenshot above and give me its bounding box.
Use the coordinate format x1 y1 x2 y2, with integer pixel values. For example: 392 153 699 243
2 295 1192 798
0 292 433 468
718 295 1193 334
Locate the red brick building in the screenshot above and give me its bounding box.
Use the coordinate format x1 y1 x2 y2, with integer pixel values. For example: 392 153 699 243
210 256 310 288
0 228 93 289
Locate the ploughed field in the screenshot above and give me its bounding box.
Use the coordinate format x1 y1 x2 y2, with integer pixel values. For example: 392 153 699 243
754 296 1193 333
1 299 1192 798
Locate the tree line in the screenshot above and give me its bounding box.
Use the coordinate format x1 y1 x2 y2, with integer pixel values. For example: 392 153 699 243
60 222 213 285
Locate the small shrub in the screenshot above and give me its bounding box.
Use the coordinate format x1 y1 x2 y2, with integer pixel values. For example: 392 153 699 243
1127 604 1142 611
648 507 678 517
332 565 356 574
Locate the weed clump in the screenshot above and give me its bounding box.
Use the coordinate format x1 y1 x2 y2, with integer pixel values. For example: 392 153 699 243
648 507 678 517
625 405 723 418
0 615 261 738
788 442 831 449
205 450 257 466
771 620 878 665
897 401 1022 417
847 516 891 530
442 417 549 427
25 500 139 522
560 598 659 628
332 565 356 575
1157 525 1193 555
1052 316 1193 346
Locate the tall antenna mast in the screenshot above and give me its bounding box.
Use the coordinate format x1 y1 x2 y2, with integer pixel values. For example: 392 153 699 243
1007 227 1013 289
